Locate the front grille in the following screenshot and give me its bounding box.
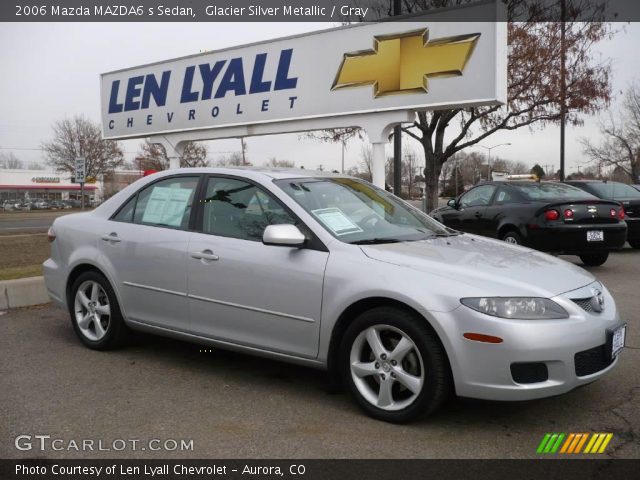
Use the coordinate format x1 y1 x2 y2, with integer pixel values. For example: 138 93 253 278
572 297 595 313
511 362 549 384
575 344 614 376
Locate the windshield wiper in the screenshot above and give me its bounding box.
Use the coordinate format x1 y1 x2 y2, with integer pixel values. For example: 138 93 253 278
424 230 463 238
350 238 403 245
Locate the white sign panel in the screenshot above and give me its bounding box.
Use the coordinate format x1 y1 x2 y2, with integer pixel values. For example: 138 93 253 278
75 157 86 183
100 3 506 140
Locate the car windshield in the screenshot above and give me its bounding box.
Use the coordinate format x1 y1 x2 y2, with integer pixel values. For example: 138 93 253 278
512 183 595 201
275 177 453 244
586 182 640 199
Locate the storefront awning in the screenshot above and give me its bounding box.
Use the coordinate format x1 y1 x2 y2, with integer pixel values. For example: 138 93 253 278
0 184 97 190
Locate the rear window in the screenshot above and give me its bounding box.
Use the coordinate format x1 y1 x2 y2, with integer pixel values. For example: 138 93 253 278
586 183 640 199
512 183 595 201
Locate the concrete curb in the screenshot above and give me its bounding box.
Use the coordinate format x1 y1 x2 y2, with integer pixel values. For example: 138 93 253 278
0 276 50 310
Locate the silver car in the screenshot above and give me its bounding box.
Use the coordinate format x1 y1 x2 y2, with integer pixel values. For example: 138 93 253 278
43 168 627 422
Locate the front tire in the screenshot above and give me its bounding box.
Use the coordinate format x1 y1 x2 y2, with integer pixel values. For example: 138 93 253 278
339 306 452 423
579 252 609 267
68 271 128 350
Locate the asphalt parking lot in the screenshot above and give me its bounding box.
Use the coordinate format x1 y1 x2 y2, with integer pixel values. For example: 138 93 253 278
1 249 638 460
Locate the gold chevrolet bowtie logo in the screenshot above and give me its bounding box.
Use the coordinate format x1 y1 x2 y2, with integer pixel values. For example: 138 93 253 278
332 29 480 97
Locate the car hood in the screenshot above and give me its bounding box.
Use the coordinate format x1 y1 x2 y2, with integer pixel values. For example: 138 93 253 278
360 234 595 297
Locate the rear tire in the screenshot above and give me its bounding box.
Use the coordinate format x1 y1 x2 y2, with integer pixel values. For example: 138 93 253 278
68 271 128 350
502 230 523 245
579 252 609 267
339 306 452 423
628 239 640 249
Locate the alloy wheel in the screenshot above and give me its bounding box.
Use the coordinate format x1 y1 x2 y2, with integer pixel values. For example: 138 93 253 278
349 324 425 411
74 280 111 341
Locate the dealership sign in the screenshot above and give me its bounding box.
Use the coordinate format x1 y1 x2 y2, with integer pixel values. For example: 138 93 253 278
31 176 60 183
101 5 505 140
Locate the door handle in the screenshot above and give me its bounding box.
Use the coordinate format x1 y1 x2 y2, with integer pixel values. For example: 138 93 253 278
191 249 219 261
101 233 121 243
474 212 482 218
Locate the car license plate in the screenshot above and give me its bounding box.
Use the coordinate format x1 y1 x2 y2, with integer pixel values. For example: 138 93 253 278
608 324 626 359
587 230 604 242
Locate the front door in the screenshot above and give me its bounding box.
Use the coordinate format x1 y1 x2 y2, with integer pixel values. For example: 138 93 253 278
455 184 497 235
187 176 329 358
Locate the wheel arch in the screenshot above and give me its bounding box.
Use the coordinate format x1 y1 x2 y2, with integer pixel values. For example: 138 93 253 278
65 262 123 313
497 222 522 239
326 296 452 389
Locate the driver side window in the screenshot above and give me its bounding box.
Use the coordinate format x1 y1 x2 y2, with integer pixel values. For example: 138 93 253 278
201 177 296 241
460 185 497 208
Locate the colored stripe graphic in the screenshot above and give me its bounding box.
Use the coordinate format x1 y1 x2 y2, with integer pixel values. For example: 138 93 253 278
537 434 552 454
539 433 613 454
584 433 614 454
537 433 565 453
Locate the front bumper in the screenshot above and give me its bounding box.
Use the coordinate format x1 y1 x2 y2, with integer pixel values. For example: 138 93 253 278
525 223 627 254
434 282 624 401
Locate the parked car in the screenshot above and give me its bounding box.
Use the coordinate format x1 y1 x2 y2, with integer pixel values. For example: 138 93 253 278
49 200 62 209
43 169 626 422
565 180 640 249
62 199 81 209
31 200 50 210
430 181 627 266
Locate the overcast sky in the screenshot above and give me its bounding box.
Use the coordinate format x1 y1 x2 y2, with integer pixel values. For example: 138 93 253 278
1 22 638 175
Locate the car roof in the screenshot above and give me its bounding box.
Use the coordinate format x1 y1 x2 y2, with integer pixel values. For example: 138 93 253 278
484 181 563 187
565 180 626 184
150 166 347 181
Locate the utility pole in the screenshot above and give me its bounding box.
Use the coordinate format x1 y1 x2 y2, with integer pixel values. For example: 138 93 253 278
341 140 345 174
480 143 511 181
392 0 402 197
559 0 567 181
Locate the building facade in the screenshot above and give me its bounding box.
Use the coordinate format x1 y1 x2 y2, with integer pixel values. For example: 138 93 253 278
0 168 100 203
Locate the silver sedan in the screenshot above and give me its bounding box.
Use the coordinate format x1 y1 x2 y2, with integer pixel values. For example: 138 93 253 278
43 168 627 423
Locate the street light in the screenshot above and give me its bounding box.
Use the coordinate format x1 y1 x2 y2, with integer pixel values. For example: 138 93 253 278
479 143 512 181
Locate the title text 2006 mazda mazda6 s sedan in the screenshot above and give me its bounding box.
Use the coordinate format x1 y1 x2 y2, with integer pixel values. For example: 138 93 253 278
43 168 627 423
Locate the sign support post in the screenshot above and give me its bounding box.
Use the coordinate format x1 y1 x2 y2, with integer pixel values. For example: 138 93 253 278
74 157 86 209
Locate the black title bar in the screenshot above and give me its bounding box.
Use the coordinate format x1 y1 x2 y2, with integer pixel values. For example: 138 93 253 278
2 1 640 22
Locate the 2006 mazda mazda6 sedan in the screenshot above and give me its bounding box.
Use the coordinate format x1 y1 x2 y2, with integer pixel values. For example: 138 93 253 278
43 168 627 422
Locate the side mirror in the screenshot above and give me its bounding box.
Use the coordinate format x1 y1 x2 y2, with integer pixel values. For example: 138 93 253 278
263 224 306 247
447 199 458 209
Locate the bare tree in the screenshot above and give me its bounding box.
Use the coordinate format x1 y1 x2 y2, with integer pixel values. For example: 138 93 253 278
180 142 209 168
265 157 295 168
214 152 245 167
135 139 209 170
0 152 23 169
581 81 640 183
359 144 374 181
42 115 124 177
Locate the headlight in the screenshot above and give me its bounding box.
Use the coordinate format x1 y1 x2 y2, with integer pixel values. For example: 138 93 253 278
460 297 568 320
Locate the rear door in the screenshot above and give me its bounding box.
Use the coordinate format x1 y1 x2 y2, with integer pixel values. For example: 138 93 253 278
99 175 200 331
186 175 329 358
